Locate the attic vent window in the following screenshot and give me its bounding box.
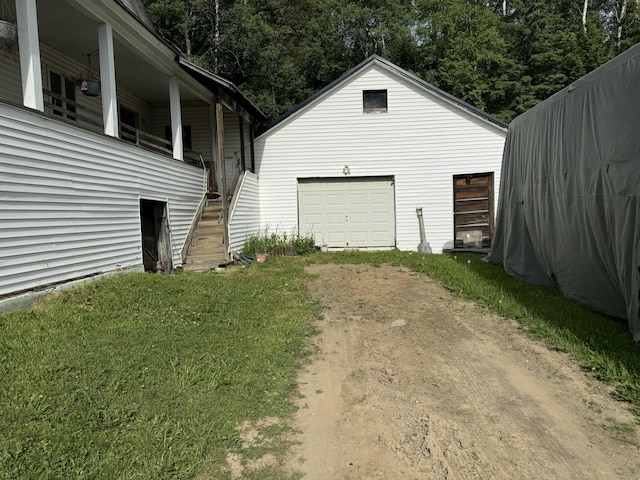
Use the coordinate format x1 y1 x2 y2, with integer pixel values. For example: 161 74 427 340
363 89 387 113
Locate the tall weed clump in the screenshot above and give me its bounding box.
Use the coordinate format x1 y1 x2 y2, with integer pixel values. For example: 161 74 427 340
242 227 315 257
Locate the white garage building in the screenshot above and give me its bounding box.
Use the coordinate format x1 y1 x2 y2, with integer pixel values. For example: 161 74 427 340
231 56 508 253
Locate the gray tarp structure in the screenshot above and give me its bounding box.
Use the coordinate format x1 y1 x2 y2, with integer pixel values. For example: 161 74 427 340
488 43 640 342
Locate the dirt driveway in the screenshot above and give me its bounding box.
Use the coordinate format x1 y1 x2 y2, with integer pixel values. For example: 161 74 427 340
280 263 640 479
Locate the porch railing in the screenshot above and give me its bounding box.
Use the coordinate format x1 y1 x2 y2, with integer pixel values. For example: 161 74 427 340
42 89 203 167
43 89 103 134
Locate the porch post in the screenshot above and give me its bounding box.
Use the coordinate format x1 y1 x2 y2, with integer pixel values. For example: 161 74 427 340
249 123 256 172
239 116 246 171
169 76 183 161
209 103 219 192
98 23 118 137
15 0 43 111
216 100 229 260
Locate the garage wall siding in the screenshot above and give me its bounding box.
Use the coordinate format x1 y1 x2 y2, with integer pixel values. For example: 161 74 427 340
254 63 506 253
228 171 260 253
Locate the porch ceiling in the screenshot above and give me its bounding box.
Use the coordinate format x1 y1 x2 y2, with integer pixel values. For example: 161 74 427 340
29 1 203 104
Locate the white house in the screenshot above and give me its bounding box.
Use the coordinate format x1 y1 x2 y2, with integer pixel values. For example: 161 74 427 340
0 0 264 301
235 56 507 254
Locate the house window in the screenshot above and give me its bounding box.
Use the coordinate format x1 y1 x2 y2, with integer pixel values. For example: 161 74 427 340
363 89 387 113
49 71 76 121
164 125 192 151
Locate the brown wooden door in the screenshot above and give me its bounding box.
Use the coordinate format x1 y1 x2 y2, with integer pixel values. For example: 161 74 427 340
453 173 494 249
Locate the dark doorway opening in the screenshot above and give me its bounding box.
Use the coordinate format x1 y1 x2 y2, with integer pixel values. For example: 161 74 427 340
140 199 173 273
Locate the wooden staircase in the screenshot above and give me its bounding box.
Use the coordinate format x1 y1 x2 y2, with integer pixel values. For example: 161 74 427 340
182 198 228 271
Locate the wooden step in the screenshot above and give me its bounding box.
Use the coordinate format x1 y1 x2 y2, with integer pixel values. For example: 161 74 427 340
183 197 228 271
185 252 227 264
198 218 223 227
182 257 228 271
201 211 222 221
205 200 222 210
192 237 224 247
183 263 218 272
190 244 226 256
197 225 225 237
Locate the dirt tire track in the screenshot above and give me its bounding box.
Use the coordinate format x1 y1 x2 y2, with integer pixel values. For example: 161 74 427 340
284 263 640 480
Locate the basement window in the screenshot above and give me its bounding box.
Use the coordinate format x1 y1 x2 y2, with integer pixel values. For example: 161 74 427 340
363 89 388 113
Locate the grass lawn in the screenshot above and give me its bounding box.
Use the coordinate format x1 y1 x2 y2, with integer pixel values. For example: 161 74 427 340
1 251 639 478
0 262 318 479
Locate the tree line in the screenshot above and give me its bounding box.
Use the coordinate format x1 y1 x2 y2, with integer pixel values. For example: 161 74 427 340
143 0 640 122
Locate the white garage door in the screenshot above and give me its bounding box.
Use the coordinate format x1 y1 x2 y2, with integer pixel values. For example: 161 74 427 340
298 177 396 248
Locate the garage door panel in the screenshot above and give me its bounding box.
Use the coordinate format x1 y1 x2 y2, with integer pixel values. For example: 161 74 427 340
349 231 369 245
326 231 346 243
304 213 324 224
348 193 367 205
372 212 391 224
349 213 368 225
326 194 345 206
372 230 392 242
371 192 391 204
302 194 323 207
298 177 395 248
327 213 345 225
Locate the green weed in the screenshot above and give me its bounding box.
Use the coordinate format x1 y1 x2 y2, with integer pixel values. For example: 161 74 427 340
242 227 315 257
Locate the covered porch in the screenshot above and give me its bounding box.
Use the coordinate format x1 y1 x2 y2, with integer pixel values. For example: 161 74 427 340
0 0 264 200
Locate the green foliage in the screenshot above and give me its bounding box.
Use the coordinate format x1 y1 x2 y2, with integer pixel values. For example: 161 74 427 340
414 0 514 117
242 227 316 258
144 0 638 123
0 266 319 479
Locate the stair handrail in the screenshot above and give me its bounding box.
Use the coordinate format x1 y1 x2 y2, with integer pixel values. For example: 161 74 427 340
181 194 208 265
181 154 210 264
228 170 249 221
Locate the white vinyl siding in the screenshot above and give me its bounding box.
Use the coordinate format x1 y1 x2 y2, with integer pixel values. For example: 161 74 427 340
0 48 23 105
255 63 506 253
151 105 242 193
222 109 246 194
228 171 260 253
150 104 212 163
0 104 205 296
184 105 213 164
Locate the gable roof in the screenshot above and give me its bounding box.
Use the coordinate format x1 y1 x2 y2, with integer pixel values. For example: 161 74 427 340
268 55 509 131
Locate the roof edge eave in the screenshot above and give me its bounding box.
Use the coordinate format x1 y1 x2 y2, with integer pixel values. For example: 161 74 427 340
178 57 267 123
